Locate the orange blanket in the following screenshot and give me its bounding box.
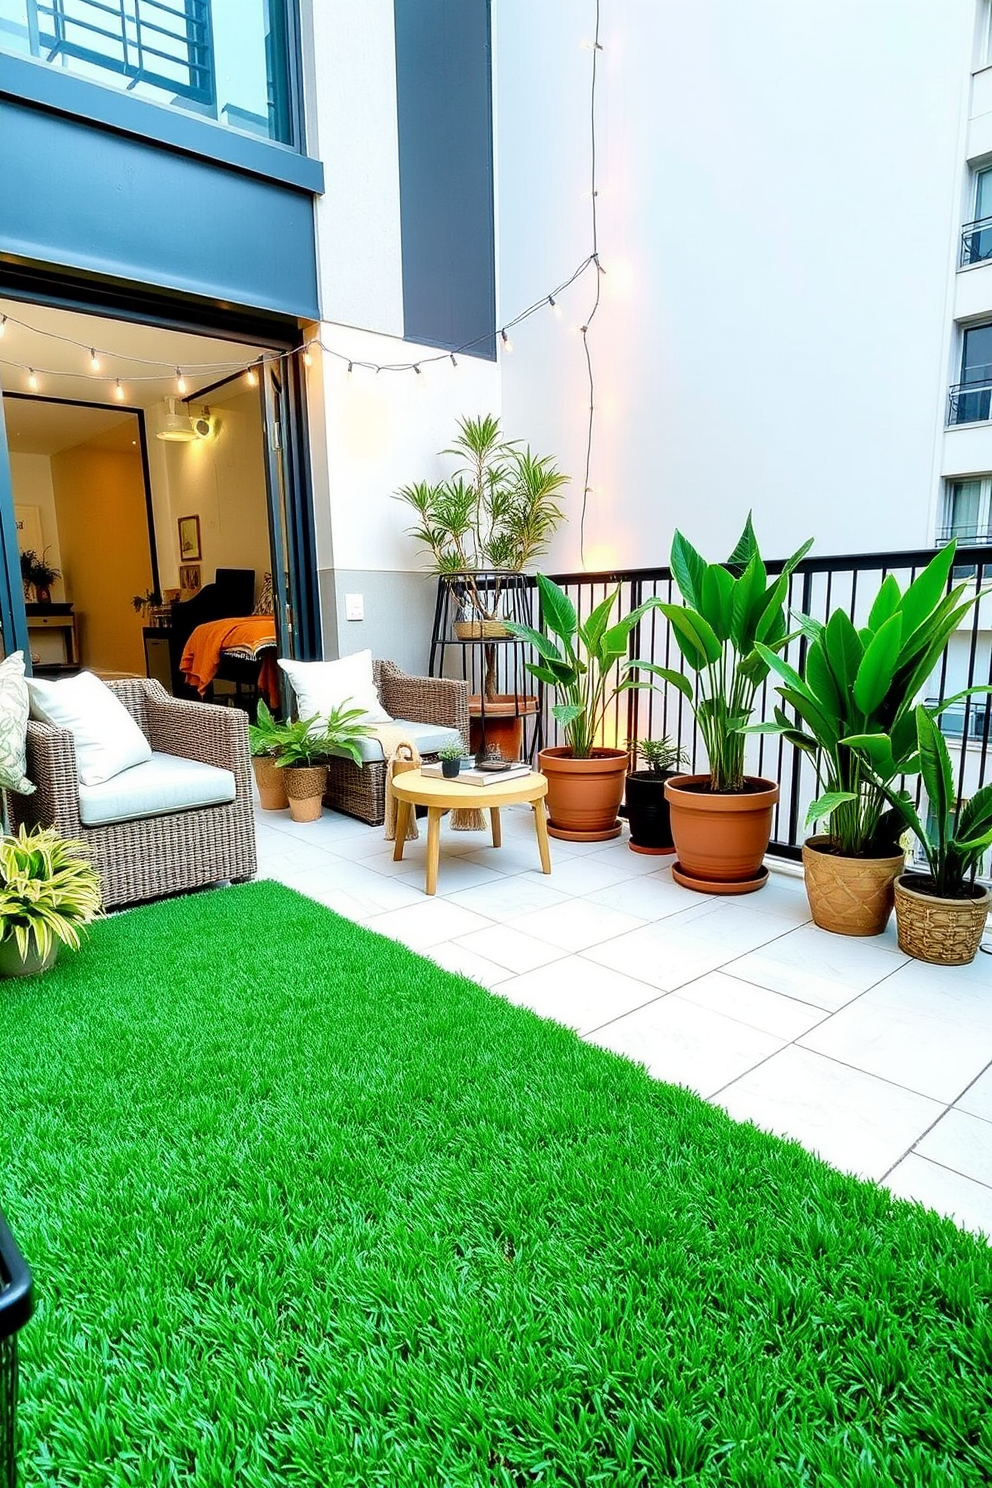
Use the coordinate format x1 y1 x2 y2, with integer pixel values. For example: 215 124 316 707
180 618 280 708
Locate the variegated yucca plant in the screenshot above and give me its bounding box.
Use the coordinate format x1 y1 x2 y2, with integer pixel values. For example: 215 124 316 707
0 825 102 961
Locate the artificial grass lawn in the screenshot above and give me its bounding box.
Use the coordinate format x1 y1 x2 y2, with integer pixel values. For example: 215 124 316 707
1 883 990 1487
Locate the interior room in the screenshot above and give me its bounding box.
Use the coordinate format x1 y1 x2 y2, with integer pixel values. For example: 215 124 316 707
0 301 284 713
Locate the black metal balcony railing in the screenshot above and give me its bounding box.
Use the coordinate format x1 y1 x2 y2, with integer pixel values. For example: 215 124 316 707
439 547 992 862
960 214 992 267
947 379 992 426
936 523 992 545
30 0 214 106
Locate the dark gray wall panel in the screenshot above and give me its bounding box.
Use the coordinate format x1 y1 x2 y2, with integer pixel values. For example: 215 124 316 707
0 101 319 320
394 0 495 359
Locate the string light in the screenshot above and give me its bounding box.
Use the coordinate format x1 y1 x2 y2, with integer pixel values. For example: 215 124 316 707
245 362 259 387
27 369 38 391
175 368 187 395
548 296 562 318
114 378 125 401
500 329 513 352
450 353 458 367
0 315 6 338
302 344 313 367
347 361 353 374
414 364 422 374
89 348 100 372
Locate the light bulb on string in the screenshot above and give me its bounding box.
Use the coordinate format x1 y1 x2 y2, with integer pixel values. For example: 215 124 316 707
548 296 562 319
500 329 513 352
302 344 313 367
450 353 458 367
0 315 6 338
89 348 100 372
245 361 259 388
114 378 125 401
27 369 39 391
175 368 187 396
347 361 353 374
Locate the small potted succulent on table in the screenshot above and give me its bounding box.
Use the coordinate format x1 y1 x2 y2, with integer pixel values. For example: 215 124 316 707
624 737 688 854
0 825 102 977
437 742 468 779
247 698 289 811
271 702 373 823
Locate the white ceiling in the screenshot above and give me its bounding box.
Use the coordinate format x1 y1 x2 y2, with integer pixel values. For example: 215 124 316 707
0 299 273 456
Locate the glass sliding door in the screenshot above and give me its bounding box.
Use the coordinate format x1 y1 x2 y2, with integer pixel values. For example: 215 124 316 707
262 358 319 669
0 398 30 663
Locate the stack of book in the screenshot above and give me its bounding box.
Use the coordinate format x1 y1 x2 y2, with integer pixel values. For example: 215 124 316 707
421 760 533 787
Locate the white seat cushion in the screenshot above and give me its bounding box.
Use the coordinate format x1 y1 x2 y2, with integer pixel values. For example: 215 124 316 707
27 672 152 786
331 720 463 764
278 651 393 727
77 751 236 827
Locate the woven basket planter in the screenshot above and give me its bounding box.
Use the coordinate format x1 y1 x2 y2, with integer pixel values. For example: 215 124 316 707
802 836 905 936
894 875 991 965
454 618 510 640
281 764 328 823
252 754 289 811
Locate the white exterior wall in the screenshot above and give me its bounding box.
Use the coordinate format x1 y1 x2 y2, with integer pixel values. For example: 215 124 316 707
494 0 976 571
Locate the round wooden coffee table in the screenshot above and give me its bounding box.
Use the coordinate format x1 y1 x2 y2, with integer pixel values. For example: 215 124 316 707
391 769 551 895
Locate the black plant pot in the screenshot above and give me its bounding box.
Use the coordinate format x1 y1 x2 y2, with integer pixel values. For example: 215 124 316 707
624 770 676 854
441 759 461 779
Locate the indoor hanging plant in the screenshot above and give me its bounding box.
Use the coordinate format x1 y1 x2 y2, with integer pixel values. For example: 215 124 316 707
871 707 992 965
756 541 991 934
395 414 568 759
624 737 688 855
506 574 663 841
248 698 289 811
271 704 373 823
0 825 102 977
651 517 813 893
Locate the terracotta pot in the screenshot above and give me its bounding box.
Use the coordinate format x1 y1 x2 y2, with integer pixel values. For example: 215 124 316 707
538 747 627 841
664 774 778 892
0 935 59 978
802 836 905 937
281 764 328 823
252 754 289 811
894 874 991 965
469 695 538 763
624 770 676 854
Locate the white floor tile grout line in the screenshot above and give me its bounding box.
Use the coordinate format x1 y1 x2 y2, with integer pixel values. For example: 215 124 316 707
898 1150 992 1195
879 1056 992 1183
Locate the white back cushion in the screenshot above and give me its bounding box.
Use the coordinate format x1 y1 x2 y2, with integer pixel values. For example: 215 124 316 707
277 650 392 726
27 672 153 786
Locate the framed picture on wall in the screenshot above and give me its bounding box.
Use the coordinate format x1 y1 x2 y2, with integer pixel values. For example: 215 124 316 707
179 564 201 593
178 514 201 561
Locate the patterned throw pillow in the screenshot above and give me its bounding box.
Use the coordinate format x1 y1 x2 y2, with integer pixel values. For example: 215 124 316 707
253 573 274 616
0 652 36 795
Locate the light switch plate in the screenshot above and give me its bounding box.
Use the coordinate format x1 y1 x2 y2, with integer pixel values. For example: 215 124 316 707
344 593 364 621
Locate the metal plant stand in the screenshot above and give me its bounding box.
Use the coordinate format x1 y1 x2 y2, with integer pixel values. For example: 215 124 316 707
0 1210 33 1488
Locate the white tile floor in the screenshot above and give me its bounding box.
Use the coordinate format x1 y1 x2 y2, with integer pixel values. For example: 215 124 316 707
252 799 992 1241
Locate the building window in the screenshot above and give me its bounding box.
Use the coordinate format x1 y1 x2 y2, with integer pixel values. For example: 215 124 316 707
961 167 992 266
947 324 992 425
0 0 295 146
941 477 991 544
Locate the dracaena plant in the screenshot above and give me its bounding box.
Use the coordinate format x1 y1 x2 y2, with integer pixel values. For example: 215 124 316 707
0 826 102 960
754 542 992 857
868 707 992 898
651 516 813 792
506 574 663 759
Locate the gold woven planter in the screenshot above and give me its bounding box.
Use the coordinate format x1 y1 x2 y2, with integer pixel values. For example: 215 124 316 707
894 875 991 966
802 836 905 937
282 764 328 823
252 754 289 811
454 618 510 640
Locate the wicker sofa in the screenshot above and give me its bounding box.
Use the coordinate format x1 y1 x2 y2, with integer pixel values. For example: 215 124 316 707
5 679 256 910
322 660 469 826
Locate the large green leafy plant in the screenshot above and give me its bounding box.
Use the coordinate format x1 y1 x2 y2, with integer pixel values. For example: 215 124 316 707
873 707 992 898
0 825 102 960
506 575 662 758
271 703 373 770
652 517 813 792
247 698 284 759
755 543 991 856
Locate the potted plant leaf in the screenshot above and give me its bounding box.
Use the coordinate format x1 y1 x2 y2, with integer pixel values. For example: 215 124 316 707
506 574 663 841
866 707 991 964
247 698 289 811
649 516 813 893
0 825 102 977
624 737 688 854
271 702 373 823
756 541 991 934
20 549 61 605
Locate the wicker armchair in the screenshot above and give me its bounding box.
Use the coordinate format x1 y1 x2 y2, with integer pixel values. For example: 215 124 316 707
5 679 256 910
322 660 469 826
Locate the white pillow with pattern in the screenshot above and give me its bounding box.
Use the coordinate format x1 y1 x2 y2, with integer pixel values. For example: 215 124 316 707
0 652 36 795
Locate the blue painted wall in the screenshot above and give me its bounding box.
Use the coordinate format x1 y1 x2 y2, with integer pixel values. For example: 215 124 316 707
0 100 320 320
393 0 495 359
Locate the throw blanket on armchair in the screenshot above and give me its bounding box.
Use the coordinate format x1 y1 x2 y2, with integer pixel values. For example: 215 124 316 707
180 618 280 708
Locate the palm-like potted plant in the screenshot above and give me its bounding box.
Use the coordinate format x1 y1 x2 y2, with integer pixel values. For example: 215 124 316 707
20 548 61 605
271 703 373 823
624 737 688 855
871 708 992 965
0 825 102 977
650 516 813 893
755 541 990 934
506 574 663 841
247 698 289 811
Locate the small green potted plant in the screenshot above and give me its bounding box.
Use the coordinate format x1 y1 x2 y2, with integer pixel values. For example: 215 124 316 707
437 741 467 779
847 707 992 964
624 737 688 855
0 825 102 977
20 548 61 605
651 516 813 893
271 703 373 823
755 541 991 934
506 574 664 841
247 698 289 811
